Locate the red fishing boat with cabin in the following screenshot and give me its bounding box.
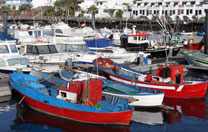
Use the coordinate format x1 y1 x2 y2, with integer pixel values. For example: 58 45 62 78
94 58 208 99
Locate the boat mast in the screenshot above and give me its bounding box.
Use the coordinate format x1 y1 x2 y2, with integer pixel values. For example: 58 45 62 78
204 9 208 54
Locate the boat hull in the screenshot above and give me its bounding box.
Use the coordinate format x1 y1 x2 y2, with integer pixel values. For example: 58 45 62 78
183 43 203 51
103 92 164 107
21 95 132 125
107 74 207 99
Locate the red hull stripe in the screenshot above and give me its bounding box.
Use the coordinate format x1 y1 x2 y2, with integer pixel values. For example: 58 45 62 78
23 95 132 125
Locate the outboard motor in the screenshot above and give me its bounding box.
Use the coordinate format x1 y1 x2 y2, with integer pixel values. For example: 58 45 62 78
120 34 128 48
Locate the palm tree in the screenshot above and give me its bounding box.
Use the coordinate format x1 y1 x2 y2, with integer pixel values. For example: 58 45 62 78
54 0 78 16
88 5 98 14
115 9 123 19
88 5 98 29
0 5 11 14
44 6 55 17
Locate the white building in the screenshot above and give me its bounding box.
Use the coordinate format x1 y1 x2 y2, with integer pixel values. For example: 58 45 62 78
78 0 133 18
131 0 208 21
4 0 32 9
78 0 208 21
4 0 57 9
31 0 57 8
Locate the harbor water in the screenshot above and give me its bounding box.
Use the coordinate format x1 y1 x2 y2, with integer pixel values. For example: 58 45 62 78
1 96 208 132
1 70 208 132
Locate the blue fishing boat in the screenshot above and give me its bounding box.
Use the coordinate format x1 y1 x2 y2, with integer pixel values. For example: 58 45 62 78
42 69 164 107
10 72 133 125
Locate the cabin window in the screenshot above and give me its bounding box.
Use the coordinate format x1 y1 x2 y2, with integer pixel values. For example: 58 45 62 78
55 29 63 34
61 92 67 98
37 45 51 54
56 44 87 52
27 45 58 54
9 45 18 53
28 31 33 36
48 45 58 53
0 59 6 67
43 31 53 36
96 49 113 53
0 45 9 53
26 45 38 54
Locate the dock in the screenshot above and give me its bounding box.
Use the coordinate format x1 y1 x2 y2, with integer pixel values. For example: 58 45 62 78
0 74 11 102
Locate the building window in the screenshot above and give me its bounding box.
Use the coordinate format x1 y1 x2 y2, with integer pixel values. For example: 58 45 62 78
186 9 189 15
199 10 202 15
165 10 168 15
174 2 178 6
191 1 195 5
190 9 193 14
173 10 175 15
182 2 187 6
195 10 198 15
170 10 172 16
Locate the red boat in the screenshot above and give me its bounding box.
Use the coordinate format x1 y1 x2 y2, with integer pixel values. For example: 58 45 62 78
95 58 208 99
10 72 133 126
183 42 203 51
182 33 203 50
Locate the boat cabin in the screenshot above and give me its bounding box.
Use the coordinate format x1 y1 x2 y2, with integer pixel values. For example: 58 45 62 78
57 79 102 105
0 41 19 56
0 41 29 68
155 64 185 84
56 89 77 103
20 43 58 55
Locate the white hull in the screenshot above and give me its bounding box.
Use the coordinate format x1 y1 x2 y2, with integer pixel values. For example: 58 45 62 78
103 91 164 107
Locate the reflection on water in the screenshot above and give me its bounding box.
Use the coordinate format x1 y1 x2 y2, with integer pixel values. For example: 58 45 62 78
13 105 130 132
0 96 208 132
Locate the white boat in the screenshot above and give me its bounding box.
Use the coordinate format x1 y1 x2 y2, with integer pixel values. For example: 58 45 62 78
0 40 30 73
91 47 139 64
103 79 164 107
19 42 74 72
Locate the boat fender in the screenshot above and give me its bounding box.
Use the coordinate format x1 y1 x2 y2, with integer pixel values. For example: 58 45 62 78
145 74 153 82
